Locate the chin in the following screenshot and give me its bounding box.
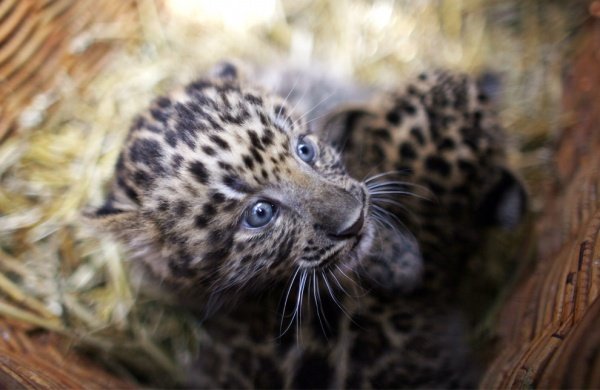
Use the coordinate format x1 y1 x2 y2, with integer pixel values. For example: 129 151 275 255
340 221 376 272
356 221 375 257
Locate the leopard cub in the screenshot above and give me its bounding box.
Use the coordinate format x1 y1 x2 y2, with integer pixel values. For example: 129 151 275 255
91 63 526 388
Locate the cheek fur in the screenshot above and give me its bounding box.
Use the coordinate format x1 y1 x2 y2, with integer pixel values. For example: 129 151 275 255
223 216 300 280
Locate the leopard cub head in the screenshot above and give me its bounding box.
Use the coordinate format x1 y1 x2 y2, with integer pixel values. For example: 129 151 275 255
90 64 374 302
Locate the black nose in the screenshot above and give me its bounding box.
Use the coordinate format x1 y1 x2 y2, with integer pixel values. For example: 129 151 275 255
329 213 364 240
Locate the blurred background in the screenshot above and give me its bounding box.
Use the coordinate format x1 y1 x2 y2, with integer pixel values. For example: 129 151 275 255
0 0 597 387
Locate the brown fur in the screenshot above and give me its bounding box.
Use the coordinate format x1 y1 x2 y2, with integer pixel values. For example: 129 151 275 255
91 64 526 388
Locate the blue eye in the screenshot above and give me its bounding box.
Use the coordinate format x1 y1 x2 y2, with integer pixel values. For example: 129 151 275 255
244 201 277 228
296 137 317 163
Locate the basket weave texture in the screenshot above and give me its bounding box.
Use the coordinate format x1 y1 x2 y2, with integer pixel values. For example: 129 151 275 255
0 0 137 141
0 319 132 388
482 13 600 388
0 0 599 387
0 0 139 386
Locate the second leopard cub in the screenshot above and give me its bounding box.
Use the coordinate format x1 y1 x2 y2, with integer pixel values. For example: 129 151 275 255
92 63 526 388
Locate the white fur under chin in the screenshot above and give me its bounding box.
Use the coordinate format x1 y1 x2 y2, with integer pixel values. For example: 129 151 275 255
355 220 424 293
356 221 376 262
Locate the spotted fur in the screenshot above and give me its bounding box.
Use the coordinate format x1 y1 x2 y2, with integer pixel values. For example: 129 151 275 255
93 70 373 304
91 64 526 388
323 70 527 291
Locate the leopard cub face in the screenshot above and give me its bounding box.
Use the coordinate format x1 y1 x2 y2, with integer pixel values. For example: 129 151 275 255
91 66 374 300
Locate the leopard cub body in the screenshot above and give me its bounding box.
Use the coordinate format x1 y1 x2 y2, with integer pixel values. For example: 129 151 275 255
93 63 525 388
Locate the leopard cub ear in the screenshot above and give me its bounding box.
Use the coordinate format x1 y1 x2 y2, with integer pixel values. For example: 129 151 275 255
319 105 376 150
477 168 528 230
209 60 248 82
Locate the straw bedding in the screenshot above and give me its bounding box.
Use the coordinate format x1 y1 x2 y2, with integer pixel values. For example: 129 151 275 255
0 0 590 385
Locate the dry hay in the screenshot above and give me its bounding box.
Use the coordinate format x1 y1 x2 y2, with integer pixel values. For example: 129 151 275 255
0 0 589 385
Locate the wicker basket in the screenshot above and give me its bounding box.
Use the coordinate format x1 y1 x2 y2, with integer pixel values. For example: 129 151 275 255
482 10 600 387
0 319 132 388
1 0 599 387
0 0 139 386
0 0 137 141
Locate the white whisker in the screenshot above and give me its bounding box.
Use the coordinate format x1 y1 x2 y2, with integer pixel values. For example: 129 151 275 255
280 269 305 339
329 269 353 299
279 267 301 336
277 76 300 119
372 204 412 235
334 264 367 297
304 109 340 129
322 271 353 321
296 270 308 343
364 171 409 184
293 89 338 129
288 84 310 122
370 190 426 198
364 173 433 198
312 270 329 337
371 197 413 216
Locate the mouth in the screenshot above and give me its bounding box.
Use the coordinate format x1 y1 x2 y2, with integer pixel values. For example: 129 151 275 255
350 233 363 252
302 186 372 270
312 225 371 271
318 247 344 269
